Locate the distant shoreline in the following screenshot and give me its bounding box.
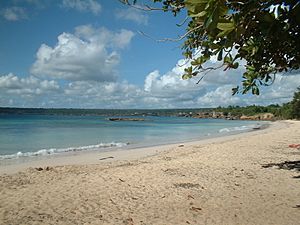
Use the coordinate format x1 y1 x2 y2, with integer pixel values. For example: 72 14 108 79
0 106 281 122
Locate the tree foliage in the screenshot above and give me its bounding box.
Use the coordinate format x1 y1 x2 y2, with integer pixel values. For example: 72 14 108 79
121 0 300 95
215 88 300 119
290 87 300 119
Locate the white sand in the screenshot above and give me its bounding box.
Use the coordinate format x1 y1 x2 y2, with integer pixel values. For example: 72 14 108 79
0 120 299 225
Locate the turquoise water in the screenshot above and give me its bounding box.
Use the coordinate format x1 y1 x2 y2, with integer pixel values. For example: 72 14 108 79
0 114 262 159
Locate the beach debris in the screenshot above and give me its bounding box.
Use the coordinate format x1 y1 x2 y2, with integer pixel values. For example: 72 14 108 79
178 144 184 147
45 166 51 171
174 183 201 189
119 178 125 182
124 217 134 225
35 167 51 171
163 156 172 161
99 156 114 161
187 195 194 199
288 144 300 149
262 160 300 171
190 206 202 212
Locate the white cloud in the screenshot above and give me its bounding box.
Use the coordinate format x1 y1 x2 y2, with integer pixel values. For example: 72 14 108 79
1 68 299 108
115 8 149 25
140 58 300 108
197 85 242 107
242 74 300 105
62 81 143 108
1 7 27 21
62 0 101 15
144 69 206 100
0 73 59 94
0 73 62 107
31 25 135 82
2 50 299 108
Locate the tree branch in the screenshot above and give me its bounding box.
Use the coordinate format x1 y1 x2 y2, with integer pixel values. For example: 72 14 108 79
138 25 202 43
118 0 184 12
196 64 225 84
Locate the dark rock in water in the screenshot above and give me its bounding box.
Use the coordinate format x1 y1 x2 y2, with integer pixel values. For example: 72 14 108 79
99 156 114 160
252 127 261 130
108 118 145 121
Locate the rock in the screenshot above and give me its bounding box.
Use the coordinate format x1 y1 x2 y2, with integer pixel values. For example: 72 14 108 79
108 118 145 121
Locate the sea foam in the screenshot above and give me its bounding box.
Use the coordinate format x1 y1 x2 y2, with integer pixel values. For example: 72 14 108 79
219 124 260 133
0 142 128 160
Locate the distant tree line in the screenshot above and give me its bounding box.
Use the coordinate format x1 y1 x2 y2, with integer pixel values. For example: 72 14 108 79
216 88 300 119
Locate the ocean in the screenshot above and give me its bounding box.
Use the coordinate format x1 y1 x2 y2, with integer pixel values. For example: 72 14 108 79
0 112 264 160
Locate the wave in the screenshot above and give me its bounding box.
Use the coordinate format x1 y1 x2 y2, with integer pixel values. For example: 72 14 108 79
219 124 260 133
0 142 128 160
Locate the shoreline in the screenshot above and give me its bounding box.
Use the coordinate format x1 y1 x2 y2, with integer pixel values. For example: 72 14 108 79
0 121 273 175
1 120 300 224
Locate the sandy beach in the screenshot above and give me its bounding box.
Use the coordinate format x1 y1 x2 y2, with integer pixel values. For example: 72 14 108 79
0 120 300 225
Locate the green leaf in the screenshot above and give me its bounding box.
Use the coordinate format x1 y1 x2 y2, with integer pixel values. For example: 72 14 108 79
184 66 193 73
232 86 239 95
217 29 233 38
191 11 207 18
245 65 256 72
252 86 260 95
217 49 223 61
232 62 239 69
224 55 231 64
182 74 192 80
185 0 208 15
217 22 235 31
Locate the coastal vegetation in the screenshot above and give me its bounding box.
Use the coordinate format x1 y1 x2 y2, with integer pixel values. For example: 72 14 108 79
121 0 300 95
195 88 300 120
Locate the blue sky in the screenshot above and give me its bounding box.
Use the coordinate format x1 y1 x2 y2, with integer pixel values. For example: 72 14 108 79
0 0 299 108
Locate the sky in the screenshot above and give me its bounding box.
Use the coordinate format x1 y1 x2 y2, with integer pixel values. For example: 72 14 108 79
0 0 299 109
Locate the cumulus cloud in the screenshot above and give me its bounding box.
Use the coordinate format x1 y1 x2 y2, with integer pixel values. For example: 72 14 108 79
62 81 143 108
115 8 149 25
1 7 27 21
140 58 300 108
62 0 101 15
144 69 206 100
2 49 299 108
31 25 135 82
197 85 242 107
0 73 61 107
0 73 59 94
1 69 299 108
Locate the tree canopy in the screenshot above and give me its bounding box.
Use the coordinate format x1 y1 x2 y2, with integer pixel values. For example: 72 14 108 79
121 0 300 95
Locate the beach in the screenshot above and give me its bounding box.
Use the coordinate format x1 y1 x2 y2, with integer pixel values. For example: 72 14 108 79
0 120 299 224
